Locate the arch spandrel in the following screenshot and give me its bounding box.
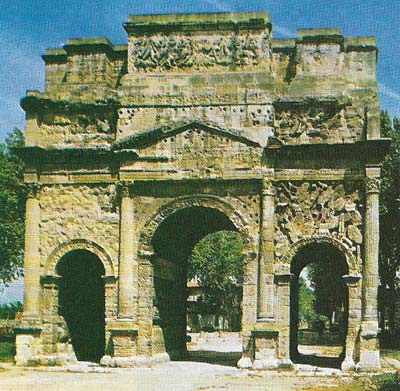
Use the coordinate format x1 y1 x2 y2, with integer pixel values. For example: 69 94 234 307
138 194 255 255
46 239 115 277
280 235 358 275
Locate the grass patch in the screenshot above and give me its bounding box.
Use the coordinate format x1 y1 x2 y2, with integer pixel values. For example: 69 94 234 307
382 349 400 362
372 372 400 391
0 342 15 362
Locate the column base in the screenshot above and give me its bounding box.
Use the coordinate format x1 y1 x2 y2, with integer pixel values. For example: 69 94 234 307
237 356 252 369
357 351 381 372
357 321 381 372
252 358 280 370
341 358 356 372
237 356 293 370
100 353 170 368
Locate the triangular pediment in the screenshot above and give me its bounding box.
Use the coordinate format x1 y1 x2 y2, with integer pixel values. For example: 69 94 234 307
112 120 261 150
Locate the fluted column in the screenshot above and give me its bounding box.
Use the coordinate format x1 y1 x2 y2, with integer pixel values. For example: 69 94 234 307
258 179 275 319
22 183 41 321
358 174 381 371
363 176 380 322
118 183 135 320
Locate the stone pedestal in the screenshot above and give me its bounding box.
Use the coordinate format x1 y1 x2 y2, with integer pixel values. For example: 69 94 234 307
251 330 279 369
15 326 42 366
275 273 293 368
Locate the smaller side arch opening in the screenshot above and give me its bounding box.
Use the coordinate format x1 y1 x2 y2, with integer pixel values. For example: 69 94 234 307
56 249 106 362
289 242 349 368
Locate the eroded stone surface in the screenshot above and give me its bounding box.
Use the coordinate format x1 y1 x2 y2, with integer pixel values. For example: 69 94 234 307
14 11 387 371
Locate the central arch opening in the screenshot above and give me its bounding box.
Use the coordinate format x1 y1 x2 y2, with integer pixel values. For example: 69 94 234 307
290 242 349 368
151 205 244 365
56 249 105 362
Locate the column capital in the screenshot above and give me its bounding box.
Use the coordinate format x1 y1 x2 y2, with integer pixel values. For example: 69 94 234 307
274 273 294 286
24 182 40 199
343 274 361 287
365 177 380 194
117 181 133 197
261 178 276 196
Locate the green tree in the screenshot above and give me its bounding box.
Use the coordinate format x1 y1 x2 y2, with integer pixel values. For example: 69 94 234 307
298 276 316 327
0 302 23 319
0 128 25 284
307 258 347 329
188 230 244 331
379 111 400 336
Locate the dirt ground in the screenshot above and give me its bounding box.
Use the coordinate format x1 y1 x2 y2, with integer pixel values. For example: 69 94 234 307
0 361 379 391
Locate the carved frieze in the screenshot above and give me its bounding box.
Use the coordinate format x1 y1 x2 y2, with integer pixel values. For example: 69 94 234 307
129 30 271 71
39 112 117 146
275 181 363 259
117 104 274 140
274 106 363 144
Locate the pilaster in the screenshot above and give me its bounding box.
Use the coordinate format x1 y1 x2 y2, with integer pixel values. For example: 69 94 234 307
258 178 276 320
358 171 381 371
22 183 41 322
117 182 137 320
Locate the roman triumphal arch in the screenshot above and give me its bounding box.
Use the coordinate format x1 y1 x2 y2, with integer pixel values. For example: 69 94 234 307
14 12 389 371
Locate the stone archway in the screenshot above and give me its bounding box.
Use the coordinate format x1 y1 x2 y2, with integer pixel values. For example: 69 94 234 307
286 238 356 369
139 194 254 255
46 239 115 277
56 249 106 362
136 195 257 362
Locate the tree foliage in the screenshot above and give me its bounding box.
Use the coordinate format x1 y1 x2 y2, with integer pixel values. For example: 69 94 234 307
0 301 22 319
0 128 25 284
306 259 347 326
188 230 244 331
298 276 316 326
379 110 400 334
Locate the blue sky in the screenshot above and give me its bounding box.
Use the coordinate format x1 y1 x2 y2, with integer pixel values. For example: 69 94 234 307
0 1 399 141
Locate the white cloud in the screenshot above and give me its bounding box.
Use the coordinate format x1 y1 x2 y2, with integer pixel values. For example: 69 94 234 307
379 83 400 102
0 278 24 305
202 0 234 12
273 25 295 38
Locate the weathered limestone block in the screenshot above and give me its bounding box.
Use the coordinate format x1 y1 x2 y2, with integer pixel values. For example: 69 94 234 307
39 184 119 269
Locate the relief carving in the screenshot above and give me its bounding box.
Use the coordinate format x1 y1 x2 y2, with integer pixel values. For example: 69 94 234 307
130 31 270 71
39 112 116 146
274 106 363 144
275 181 363 259
365 177 380 194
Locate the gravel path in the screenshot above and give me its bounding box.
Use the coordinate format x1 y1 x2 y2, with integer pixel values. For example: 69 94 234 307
0 361 358 391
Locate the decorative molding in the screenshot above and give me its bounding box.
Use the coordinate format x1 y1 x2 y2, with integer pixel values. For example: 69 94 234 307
138 194 254 255
261 178 276 196
117 181 132 198
274 273 294 285
365 177 380 194
25 183 41 199
40 275 62 287
46 238 115 277
343 274 361 287
281 235 357 273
